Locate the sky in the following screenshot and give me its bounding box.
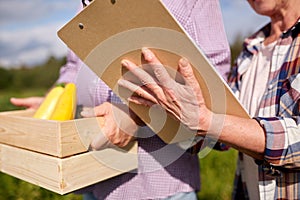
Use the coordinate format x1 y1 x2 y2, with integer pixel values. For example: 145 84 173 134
0 0 269 69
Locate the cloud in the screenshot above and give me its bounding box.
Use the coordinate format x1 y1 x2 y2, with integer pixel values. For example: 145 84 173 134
0 0 271 68
0 1 43 25
0 0 77 26
0 0 78 68
0 22 68 67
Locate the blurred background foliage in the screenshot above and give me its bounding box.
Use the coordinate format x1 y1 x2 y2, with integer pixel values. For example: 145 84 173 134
0 36 243 93
0 38 243 200
0 56 65 92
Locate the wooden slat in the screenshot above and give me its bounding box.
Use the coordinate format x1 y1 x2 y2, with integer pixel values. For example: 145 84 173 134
0 144 61 192
59 117 105 157
0 142 137 194
0 109 34 117
0 112 60 156
0 110 106 157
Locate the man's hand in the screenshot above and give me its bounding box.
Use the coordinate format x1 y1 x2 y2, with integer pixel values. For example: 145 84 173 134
81 102 137 150
10 97 44 110
118 48 212 132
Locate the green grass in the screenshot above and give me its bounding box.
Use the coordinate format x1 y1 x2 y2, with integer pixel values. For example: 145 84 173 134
198 149 237 200
0 89 237 200
0 173 82 200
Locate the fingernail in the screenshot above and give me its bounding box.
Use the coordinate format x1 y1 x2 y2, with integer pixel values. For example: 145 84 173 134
80 111 88 117
80 110 88 116
117 79 125 86
81 109 94 117
142 47 153 60
179 57 189 67
121 60 129 67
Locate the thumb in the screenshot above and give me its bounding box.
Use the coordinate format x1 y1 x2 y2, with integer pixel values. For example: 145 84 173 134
80 103 111 118
80 107 95 117
93 102 111 117
89 130 111 151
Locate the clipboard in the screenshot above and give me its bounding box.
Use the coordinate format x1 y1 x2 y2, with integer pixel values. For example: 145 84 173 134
57 0 250 144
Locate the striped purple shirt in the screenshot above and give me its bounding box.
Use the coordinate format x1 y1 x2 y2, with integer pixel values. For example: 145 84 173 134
57 0 230 199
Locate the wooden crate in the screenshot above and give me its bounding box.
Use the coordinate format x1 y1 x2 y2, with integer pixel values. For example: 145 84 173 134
0 110 138 194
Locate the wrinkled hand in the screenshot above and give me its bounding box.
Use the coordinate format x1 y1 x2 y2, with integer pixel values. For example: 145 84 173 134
118 48 212 131
10 97 44 110
81 102 137 150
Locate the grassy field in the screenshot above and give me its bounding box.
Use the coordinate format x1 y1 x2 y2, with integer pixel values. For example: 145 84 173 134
0 89 237 200
198 149 237 199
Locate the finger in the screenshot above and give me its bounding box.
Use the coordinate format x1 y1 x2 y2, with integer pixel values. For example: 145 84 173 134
93 102 111 117
118 79 158 104
178 58 198 86
178 58 205 102
80 107 96 117
10 97 27 107
128 96 156 107
141 47 162 65
86 105 112 150
89 131 111 151
82 106 93 111
10 97 43 109
121 59 157 86
121 57 169 103
142 48 173 88
121 59 168 102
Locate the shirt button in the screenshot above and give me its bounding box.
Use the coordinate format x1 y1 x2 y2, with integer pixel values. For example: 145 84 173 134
268 84 273 90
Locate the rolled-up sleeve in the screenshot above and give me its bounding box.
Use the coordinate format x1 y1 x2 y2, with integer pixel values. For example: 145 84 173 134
255 116 300 169
255 74 300 169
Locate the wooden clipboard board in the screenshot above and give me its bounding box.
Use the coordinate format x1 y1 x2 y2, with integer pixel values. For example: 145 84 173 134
57 0 250 144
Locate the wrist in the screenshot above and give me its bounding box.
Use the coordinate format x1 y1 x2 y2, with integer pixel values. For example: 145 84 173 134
198 107 213 132
197 111 226 139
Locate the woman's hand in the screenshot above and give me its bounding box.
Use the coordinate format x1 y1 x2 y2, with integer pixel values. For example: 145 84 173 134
118 48 212 132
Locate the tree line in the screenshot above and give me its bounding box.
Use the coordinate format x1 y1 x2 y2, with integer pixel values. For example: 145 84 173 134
0 37 244 92
0 56 66 91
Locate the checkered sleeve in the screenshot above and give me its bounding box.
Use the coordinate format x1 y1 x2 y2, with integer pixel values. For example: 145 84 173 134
255 116 300 168
255 74 300 169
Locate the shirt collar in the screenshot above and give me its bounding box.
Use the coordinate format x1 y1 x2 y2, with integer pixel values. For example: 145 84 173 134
243 18 300 55
282 17 300 39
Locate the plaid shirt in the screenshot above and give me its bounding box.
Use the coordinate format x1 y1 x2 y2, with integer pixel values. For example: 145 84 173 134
228 19 300 200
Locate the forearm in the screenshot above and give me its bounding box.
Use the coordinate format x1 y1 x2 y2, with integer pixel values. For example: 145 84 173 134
200 113 266 160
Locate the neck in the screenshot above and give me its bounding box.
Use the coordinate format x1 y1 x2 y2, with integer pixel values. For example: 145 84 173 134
265 1 300 45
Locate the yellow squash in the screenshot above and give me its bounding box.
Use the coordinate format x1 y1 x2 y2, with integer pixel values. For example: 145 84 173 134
50 83 77 121
33 86 64 119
